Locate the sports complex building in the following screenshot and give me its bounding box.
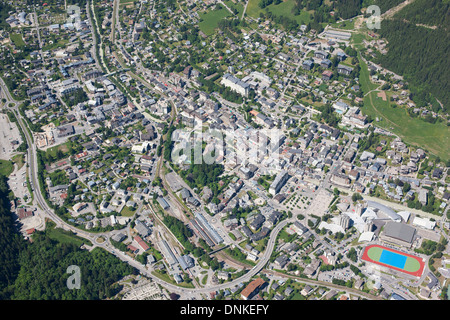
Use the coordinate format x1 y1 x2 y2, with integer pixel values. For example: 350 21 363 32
362 244 425 277
379 221 417 248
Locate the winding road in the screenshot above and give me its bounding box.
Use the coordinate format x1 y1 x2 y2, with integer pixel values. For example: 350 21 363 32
0 1 387 299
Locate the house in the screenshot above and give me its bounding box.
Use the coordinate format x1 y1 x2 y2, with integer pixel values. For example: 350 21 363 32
57 125 75 138
336 51 347 61
241 278 266 300
301 285 313 296
337 64 353 76
314 50 328 59
157 197 170 209
275 255 289 268
250 213 265 231
302 60 313 70
267 210 282 227
432 168 443 179
135 220 151 237
320 59 332 68
73 202 88 212
17 208 33 220
322 70 333 81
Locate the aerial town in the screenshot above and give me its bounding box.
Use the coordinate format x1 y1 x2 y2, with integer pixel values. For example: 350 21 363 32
0 0 449 303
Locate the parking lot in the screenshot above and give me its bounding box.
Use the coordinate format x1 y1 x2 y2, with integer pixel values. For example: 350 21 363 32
318 267 353 283
8 163 30 203
0 113 22 160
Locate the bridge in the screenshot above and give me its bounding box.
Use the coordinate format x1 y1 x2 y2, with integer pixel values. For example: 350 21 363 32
208 244 230 256
104 68 130 78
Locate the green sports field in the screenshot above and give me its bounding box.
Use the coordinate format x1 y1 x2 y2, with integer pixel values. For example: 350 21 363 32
366 245 421 273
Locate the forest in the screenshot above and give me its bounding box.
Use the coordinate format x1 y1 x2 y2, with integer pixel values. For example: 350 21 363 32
0 172 136 300
369 0 404 13
375 18 450 110
179 159 225 195
162 215 195 252
333 0 362 20
11 232 135 299
393 0 450 28
62 88 89 107
0 174 24 299
0 2 13 30
317 103 340 128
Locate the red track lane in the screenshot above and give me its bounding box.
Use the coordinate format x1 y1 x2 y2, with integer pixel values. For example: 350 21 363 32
361 244 425 277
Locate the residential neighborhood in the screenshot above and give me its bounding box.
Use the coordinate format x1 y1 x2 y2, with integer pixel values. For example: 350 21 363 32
0 0 449 304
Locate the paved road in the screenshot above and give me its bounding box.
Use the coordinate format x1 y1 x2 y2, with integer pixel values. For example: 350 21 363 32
0 4 390 299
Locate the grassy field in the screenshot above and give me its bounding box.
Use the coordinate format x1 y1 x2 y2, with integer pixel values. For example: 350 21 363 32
367 245 382 260
199 6 233 36
223 0 245 16
151 270 195 288
404 256 421 272
357 43 450 161
246 0 312 24
361 91 450 161
12 154 25 171
10 33 25 47
358 53 379 94
46 222 93 247
45 142 71 159
351 31 368 51
0 159 14 177
120 205 137 217
330 19 356 30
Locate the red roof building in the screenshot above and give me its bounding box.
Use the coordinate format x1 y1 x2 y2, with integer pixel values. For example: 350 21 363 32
134 236 149 251
241 278 266 300
17 208 33 220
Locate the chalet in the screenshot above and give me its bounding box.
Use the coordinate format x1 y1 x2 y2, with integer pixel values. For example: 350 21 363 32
322 70 333 81
337 64 353 76
314 50 328 59
320 58 332 68
302 60 313 70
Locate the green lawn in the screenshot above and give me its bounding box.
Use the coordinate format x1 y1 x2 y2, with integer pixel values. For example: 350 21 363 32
46 222 93 247
223 0 245 16
10 33 25 47
358 53 379 94
367 246 382 261
12 154 25 170
289 292 306 300
404 256 421 272
0 159 14 177
330 19 356 30
246 0 312 24
45 142 71 159
199 6 233 36
120 205 136 217
42 39 69 52
351 31 368 51
361 91 450 161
